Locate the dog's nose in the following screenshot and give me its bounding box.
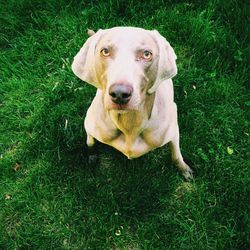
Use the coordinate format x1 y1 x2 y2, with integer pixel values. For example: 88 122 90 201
109 84 133 105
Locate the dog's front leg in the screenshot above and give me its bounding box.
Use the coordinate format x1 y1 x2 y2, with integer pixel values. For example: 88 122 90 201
85 134 98 165
169 129 193 180
87 134 95 147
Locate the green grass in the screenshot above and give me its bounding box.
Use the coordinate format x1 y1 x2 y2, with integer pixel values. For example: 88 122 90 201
1 0 249 249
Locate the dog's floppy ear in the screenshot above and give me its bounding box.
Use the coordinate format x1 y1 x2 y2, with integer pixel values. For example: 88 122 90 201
148 30 177 94
72 29 104 89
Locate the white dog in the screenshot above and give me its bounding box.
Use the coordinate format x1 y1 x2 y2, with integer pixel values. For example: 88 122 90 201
72 27 193 179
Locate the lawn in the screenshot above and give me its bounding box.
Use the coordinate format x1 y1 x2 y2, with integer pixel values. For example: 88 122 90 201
0 0 249 249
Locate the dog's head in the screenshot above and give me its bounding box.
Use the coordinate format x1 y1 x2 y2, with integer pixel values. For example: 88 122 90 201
72 27 177 111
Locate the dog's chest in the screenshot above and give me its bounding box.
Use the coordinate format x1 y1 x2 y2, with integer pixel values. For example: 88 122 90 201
96 112 162 158
100 126 166 159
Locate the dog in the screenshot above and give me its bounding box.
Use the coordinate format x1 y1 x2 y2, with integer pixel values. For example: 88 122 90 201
72 27 193 179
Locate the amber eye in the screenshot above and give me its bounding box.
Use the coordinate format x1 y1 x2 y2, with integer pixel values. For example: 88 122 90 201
143 50 152 60
101 48 110 57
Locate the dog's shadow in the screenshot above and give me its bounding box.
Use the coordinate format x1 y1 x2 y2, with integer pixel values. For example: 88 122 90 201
49 140 182 223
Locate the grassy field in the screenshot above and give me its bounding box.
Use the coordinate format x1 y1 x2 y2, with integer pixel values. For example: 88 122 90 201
1 0 249 249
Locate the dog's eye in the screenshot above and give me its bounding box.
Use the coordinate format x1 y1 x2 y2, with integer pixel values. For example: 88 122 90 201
101 48 110 57
143 50 152 60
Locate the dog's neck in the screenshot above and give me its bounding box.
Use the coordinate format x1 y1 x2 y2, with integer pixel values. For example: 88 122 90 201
108 93 155 136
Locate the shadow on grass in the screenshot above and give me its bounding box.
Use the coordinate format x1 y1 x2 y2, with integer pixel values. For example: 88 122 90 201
49 140 178 221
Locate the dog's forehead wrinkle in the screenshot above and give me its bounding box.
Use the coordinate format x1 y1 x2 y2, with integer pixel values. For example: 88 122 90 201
98 37 115 49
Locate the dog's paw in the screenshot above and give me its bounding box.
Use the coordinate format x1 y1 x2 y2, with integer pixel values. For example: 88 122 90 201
182 168 194 181
88 153 98 165
173 159 194 181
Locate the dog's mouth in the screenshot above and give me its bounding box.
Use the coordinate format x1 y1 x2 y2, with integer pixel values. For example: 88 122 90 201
110 103 130 111
104 93 140 112
107 102 139 114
